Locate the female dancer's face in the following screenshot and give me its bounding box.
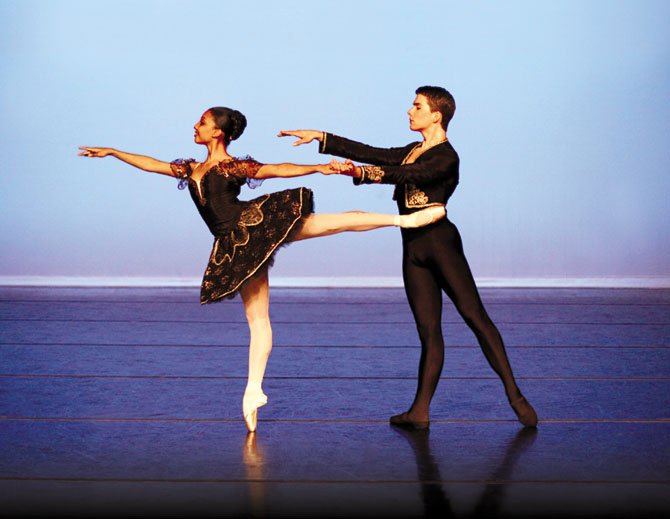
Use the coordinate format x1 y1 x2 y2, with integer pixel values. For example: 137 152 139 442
407 94 437 132
194 111 221 145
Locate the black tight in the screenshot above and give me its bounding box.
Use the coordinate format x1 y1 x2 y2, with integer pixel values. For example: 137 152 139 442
401 218 522 421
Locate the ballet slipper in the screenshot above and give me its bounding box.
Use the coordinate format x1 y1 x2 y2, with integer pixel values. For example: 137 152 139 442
398 205 446 228
389 411 430 430
243 391 268 432
509 395 538 428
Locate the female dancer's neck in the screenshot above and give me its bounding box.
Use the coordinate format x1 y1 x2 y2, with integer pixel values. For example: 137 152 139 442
205 140 233 163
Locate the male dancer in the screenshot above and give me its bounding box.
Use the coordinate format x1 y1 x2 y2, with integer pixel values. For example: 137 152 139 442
280 86 537 428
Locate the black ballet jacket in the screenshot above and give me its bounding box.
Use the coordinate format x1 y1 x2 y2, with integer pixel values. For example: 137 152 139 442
320 132 459 214
170 158 313 304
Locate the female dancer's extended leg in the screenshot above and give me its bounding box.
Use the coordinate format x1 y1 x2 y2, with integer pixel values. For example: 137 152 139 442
292 206 446 241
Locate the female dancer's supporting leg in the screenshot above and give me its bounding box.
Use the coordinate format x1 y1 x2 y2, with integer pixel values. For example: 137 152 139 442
240 270 272 433
239 206 446 432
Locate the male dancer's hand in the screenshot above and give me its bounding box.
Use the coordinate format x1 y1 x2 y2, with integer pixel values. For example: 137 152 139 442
277 130 324 146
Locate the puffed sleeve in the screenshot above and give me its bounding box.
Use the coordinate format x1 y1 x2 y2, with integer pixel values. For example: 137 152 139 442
218 156 264 189
320 133 417 166
170 158 195 190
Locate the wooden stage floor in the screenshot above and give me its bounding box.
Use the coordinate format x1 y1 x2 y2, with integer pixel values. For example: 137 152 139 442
1 287 669 517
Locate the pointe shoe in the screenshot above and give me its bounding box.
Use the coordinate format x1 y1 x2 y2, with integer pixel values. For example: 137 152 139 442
243 391 268 432
389 412 430 430
510 396 538 428
399 205 446 228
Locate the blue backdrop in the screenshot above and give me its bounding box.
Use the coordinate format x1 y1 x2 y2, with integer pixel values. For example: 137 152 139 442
1 0 668 285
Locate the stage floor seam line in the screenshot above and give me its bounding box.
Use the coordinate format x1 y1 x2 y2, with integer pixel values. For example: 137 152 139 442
2 374 669 381
3 343 669 349
1 417 668 424
4 318 670 326
3 299 670 307
0 477 668 485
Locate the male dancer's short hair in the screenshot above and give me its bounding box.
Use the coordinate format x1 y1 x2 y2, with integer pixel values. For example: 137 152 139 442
416 86 456 130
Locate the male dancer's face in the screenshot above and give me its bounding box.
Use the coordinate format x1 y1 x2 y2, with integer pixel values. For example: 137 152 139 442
407 94 437 132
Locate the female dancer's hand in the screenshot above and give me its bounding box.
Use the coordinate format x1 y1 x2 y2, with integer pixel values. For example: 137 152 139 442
318 160 341 175
328 159 359 177
277 130 324 146
78 146 115 158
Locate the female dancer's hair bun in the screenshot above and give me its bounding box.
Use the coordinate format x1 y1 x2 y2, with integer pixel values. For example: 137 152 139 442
228 110 247 142
208 106 247 144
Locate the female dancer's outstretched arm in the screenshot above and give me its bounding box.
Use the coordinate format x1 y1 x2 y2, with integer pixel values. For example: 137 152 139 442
254 162 336 179
78 147 174 175
79 146 346 179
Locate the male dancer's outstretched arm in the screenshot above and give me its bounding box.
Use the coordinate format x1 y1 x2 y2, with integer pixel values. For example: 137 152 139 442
279 130 415 166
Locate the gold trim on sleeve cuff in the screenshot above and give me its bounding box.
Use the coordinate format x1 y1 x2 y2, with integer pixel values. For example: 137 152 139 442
361 165 385 183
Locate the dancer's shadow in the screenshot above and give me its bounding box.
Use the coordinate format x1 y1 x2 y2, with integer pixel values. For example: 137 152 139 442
392 425 538 518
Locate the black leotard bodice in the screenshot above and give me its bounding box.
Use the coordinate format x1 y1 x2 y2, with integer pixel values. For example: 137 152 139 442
172 158 262 236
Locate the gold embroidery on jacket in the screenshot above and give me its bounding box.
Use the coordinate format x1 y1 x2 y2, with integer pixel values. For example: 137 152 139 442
405 183 430 207
399 142 447 209
362 165 385 183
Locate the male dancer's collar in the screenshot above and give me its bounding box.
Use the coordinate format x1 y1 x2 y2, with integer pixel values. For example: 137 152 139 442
420 137 448 151
402 138 448 165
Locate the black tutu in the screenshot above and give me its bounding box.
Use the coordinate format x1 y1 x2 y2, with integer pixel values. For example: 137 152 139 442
200 187 313 304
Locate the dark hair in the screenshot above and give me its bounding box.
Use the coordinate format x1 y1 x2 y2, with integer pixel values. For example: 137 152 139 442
207 107 247 144
415 86 455 130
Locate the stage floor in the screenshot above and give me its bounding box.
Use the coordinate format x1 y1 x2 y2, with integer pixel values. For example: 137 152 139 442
1 287 669 518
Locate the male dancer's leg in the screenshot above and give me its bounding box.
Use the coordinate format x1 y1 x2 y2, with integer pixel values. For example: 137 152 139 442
429 221 520 398
393 241 445 425
430 220 537 426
